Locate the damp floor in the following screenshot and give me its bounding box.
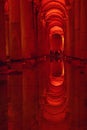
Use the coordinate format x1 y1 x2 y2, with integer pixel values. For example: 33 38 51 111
0 55 87 130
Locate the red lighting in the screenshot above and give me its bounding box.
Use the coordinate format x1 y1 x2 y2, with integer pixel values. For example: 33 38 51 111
50 60 64 86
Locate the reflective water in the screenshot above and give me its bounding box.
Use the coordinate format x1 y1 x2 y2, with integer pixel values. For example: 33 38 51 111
0 56 87 130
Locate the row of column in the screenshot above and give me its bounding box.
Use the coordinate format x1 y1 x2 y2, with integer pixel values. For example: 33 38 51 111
0 0 36 62
65 0 87 58
1 0 87 62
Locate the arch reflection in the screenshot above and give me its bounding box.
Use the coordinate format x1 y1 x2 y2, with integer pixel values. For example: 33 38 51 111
41 59 68 122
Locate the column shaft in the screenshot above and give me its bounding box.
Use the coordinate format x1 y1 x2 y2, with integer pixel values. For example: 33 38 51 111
20 0 35 58
9 0 22 60
0 1 6 61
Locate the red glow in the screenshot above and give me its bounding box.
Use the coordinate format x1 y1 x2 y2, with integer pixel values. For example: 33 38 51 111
50 60 64 86
43 104 66 122
47 95 66 106
4 1 9 14
49 26 64 35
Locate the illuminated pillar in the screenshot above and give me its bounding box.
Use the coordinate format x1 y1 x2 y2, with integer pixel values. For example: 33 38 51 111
8 0 22 60
4 0 9 58
38 14 49 56
64 0 74 56
20 0 35 59
0 1 6 61
64 16 70 56
74 0 87 58
74 0 80 58
79 0 87 58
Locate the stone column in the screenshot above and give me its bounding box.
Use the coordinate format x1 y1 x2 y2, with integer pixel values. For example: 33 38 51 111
79 0 87 58
64 16 70 56
74 0 87 58
20 0 35 59
8 0 22 60
74 0 80 58
0 0 6 61
38 17 49 56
